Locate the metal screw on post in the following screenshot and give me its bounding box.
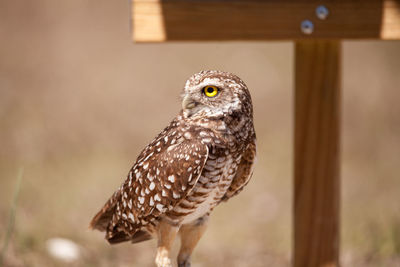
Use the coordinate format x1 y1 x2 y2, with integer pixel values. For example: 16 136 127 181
301 20 314 35
316 5 329 20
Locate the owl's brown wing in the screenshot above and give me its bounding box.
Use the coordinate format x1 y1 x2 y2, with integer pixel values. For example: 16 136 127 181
222 138 256 201
90 134 209 243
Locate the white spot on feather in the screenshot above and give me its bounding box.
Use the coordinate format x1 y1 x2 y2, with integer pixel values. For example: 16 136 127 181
156 204 164 212
142 152 154 163
149 182 155 190
138 197 144 204
162 189 167 197
199 131 208 137
168 175 175 183
202 137 212 143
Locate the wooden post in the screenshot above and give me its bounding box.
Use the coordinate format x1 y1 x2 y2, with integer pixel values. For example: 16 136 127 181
294 41 341 267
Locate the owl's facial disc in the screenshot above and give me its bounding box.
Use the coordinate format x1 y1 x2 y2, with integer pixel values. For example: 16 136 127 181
182 85 238 119
182 71 249 119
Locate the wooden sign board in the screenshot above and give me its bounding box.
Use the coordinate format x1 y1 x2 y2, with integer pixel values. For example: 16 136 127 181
132 0 400 42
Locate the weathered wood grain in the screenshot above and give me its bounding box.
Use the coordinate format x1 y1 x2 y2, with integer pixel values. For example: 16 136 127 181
294 41 341 267
132 0 400 42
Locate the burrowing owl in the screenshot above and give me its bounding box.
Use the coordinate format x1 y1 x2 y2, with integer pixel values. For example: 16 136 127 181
90 70 256 267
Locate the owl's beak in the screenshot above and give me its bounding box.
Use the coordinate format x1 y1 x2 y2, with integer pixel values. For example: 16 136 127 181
182 95 197 110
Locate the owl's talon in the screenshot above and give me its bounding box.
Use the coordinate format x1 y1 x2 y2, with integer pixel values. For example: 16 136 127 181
178 256 191 267
155 247 172 267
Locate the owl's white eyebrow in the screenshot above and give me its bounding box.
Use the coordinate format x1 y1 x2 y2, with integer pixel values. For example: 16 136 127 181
195 79 225 91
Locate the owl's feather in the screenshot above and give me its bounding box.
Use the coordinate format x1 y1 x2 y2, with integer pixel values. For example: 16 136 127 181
221 139 256 201
91 127 209 243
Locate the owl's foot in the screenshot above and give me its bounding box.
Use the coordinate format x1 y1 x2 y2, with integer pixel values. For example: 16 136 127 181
177 255 191 267
155 247 172 267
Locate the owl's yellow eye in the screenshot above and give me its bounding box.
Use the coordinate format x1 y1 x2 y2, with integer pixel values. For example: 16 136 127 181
203 86 219 98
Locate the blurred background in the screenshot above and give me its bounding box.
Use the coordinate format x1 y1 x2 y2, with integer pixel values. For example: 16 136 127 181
0 1 399 266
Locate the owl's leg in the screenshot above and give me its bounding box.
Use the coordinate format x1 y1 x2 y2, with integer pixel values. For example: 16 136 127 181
177 214 209 267
155 219 179 267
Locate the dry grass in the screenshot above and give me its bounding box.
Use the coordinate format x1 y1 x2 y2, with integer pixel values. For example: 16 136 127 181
0 1 400 266
0 168 23 267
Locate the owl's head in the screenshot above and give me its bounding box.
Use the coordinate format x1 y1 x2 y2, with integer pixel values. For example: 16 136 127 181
181 70 253 119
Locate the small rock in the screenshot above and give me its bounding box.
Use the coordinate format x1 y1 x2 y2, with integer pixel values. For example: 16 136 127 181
46 238 80 262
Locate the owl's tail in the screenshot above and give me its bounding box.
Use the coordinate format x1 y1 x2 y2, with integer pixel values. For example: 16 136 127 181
89 195 153 245
89 199 115 232
108 230 153 244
